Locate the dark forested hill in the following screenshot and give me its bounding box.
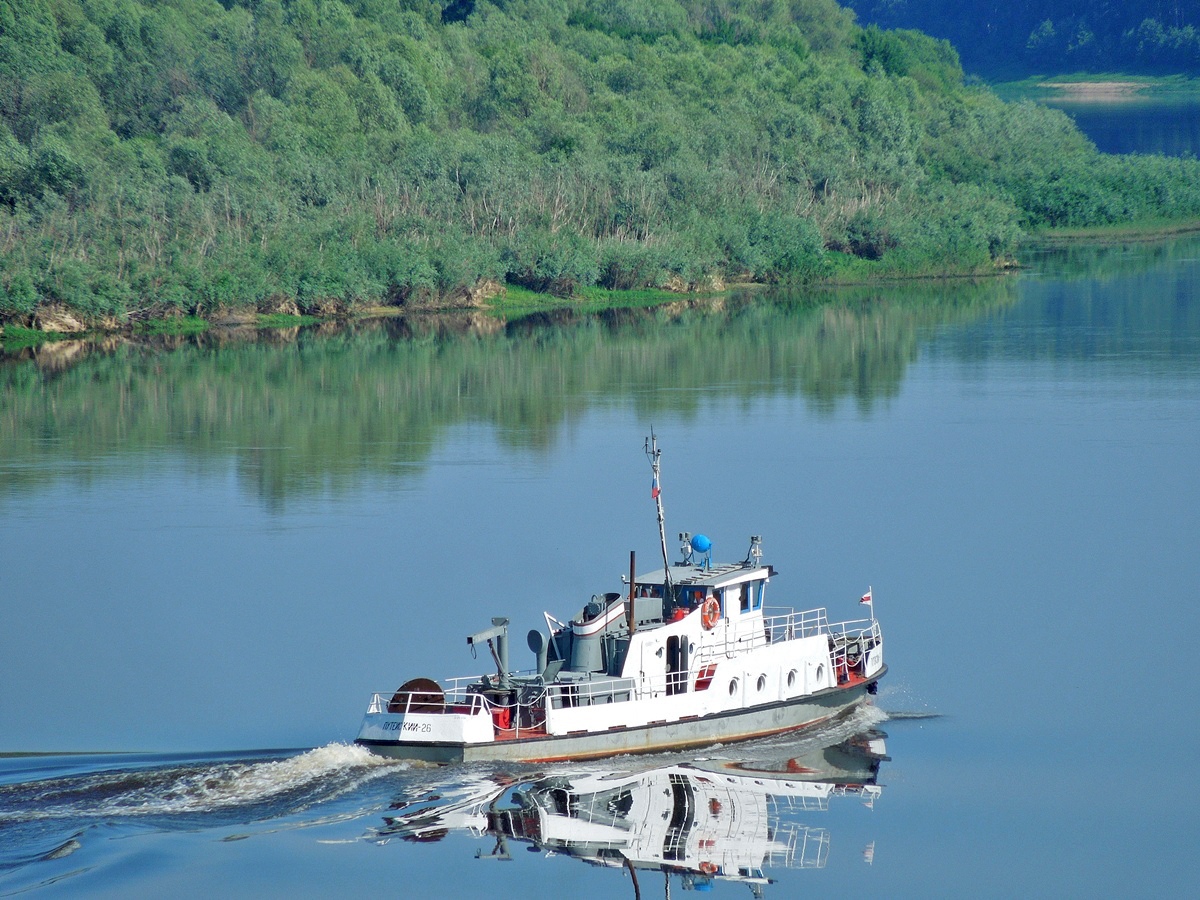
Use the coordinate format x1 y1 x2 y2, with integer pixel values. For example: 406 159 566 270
3 0 1200 325
846 1 1200 78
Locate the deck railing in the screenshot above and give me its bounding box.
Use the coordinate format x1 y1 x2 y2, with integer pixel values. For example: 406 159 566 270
829 617 882 645
366 689 491 716
762 607 829 643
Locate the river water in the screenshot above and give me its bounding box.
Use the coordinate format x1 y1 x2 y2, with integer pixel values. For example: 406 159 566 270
1041 95 1200 157
4 211 1200 892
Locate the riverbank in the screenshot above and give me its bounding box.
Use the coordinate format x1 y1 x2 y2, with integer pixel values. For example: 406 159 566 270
0 268 967 354
1040 80 1147 100
993 74 1200 102
6 221 1200 354
1025 219 1200 246
0 284 718 351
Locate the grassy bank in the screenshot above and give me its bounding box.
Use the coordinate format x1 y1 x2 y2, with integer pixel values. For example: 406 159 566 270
0 325 68 351
3 312 327 351
1026 218 1200 246
993 74 1200 101
5 216 1199 355
1 287 713 352
490 284 729 319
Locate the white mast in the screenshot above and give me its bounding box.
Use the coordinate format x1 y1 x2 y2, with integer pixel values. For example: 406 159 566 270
645 431 672 596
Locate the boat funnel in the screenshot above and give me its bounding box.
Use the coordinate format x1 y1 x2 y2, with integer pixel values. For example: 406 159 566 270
527 629 549 676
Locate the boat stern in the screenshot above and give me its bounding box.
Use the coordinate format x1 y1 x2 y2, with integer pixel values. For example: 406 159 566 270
354 691 494 762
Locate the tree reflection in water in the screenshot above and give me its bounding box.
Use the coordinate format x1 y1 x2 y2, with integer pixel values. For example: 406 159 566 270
1 279 1016 506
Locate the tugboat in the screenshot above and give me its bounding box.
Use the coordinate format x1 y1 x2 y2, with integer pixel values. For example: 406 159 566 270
354 434 885 763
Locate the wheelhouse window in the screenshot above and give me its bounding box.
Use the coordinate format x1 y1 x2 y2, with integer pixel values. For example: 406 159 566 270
673 586 706 610
739 581 764 612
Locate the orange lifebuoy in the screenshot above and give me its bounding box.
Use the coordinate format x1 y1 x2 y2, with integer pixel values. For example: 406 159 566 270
699 861 718 875
701 597 720 630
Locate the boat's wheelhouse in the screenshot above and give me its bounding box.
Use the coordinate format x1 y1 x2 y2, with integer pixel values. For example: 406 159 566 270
629 561 773 624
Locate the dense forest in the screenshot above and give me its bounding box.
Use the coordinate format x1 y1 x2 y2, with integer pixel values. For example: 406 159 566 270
847 1 1200 77
3 0 1200 326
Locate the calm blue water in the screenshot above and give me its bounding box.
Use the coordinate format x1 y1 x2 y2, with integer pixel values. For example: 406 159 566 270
1041 96 1200 157
3 236 1200 894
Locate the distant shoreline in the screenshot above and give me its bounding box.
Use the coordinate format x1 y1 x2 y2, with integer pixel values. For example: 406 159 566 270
0 750 125 757
993 74 1200 103
1039 80 1148 100
5 220 1200 354
1026 219 1200 246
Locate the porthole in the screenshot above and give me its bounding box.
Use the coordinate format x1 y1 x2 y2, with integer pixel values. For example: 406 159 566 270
656 647 664 657
816 663 825 681
728 678 739 696
787 670 797 688
756 674 766 692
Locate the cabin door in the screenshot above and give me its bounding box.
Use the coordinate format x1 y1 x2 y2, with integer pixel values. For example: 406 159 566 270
666 635 688 695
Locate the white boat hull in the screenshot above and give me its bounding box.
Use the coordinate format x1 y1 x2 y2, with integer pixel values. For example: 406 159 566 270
355 670 883 764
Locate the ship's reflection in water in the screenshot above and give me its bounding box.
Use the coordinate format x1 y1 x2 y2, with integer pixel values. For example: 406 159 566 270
373 727 888 896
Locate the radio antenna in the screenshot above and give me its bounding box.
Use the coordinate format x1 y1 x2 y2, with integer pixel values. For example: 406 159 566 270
644 430 672 596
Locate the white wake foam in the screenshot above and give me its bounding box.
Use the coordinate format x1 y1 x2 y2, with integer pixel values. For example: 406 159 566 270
127 742 395 814
1 743 399 822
